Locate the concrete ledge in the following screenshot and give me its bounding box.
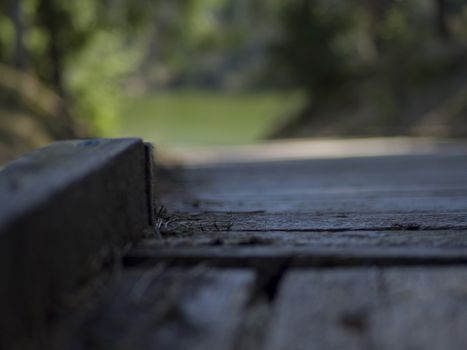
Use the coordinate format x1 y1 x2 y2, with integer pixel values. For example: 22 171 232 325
0 138 154 349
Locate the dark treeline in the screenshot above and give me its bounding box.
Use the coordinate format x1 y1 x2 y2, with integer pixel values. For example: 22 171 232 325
271 0 467 138
1 0 467 160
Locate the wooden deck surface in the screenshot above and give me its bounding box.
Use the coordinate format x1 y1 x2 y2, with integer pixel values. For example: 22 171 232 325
61 138 467 350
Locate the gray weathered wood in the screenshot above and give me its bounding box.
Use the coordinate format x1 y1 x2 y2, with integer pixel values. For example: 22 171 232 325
138 229 467 249
264 268 467 350
12 139 464 349
163 154 467 195
161 152 467 214
264 269 378 350
163 190 467 213
57 268 254 350
0 138 154 350
158 212 467 233
120 143 467 350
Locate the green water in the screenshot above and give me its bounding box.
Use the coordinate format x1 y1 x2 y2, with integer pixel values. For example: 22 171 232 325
114 90 304 146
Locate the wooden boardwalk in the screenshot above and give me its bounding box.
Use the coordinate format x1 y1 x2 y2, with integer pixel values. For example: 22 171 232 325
52 138 467 350
3 138 467 349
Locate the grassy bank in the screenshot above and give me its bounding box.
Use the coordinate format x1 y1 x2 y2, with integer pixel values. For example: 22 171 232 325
114 90 304 146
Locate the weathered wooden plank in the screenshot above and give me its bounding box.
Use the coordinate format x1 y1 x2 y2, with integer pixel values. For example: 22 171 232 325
138 229 467 249
163 191 467 214
159 212 467 233
0 138 154 350
125 245 467 268
161 151 467 214
370 268 467 350
166 154 467 195
57 268 254 350
264 268 467 350
264 269 378 350
128 143 467 350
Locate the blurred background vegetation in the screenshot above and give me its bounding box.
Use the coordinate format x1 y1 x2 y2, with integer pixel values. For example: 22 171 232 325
1 0 467 162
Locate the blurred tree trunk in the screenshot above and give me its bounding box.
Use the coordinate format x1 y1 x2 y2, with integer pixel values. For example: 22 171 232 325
37 0 78 138
434 0 451 41
10 0 27 70
364 0 394 55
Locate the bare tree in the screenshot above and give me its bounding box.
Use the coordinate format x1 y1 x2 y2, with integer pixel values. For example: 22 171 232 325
9 0 27 70
37 0 78 138
434 0 451 41
364 0 394 55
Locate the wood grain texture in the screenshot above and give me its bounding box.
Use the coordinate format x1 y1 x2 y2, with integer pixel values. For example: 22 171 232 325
0 138 153 350
164 190 467 213
120 144 467 350
59 268 254 350
264 268 467 350
138 230 467 249
141 145 467 349
158 212 467 233
161 153 467 214
16 140 464 349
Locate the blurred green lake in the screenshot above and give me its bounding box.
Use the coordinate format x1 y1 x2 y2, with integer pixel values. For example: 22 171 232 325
114 90 304 146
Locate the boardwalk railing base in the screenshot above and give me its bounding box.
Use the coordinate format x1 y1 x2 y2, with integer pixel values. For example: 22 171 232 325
0 138 154 350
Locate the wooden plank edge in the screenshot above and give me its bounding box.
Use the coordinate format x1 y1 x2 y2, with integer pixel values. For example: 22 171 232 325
125 245 467 268
0 138 154 350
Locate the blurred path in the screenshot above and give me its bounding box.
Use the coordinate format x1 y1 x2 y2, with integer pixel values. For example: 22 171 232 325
70 138 467 350
170 136 467 165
